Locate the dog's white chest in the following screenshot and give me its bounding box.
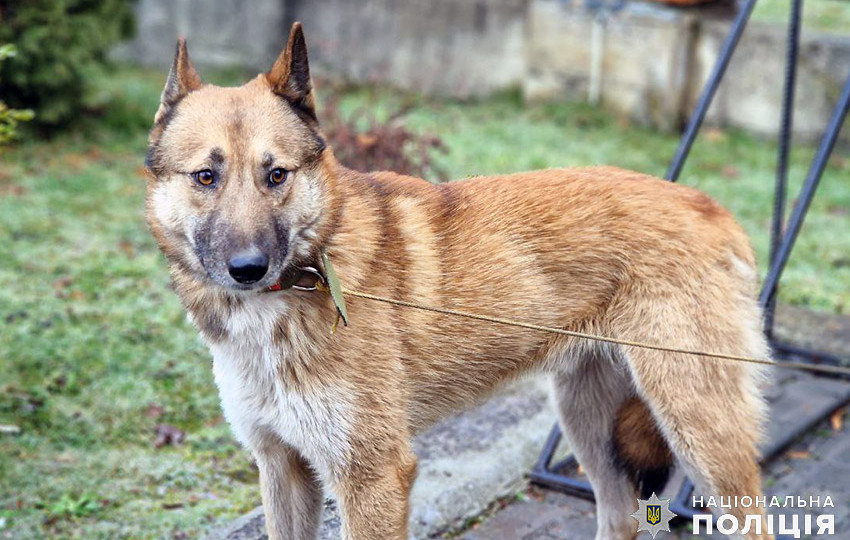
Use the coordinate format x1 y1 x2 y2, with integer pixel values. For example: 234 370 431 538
208 297 352 475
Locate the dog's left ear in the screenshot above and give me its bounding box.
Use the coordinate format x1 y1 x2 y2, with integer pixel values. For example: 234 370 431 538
267 22 317 122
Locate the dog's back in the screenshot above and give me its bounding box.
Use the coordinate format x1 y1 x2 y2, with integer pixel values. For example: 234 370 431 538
323 165 761 424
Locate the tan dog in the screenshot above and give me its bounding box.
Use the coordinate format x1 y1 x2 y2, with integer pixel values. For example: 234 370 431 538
145 22 770 540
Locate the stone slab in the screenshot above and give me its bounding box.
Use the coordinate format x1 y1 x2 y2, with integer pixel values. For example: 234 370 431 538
460 372 850 539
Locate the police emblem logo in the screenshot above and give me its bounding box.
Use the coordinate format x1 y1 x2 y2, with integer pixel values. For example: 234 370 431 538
646 504 662 525
630 492 677 538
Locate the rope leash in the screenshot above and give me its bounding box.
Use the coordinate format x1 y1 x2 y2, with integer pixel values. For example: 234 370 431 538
340 288 850 378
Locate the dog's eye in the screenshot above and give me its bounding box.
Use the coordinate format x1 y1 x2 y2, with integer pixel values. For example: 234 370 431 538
193 169 215 186
268 168 289 187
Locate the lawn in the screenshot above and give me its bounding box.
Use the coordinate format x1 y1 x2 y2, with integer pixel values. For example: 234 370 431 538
1 65 848 539
753 0 850 34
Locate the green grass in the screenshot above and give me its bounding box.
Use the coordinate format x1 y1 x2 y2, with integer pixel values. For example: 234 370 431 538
753 0 850 34
1 66 849 539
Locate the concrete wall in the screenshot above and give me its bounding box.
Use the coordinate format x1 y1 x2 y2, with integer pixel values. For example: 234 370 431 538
122 0 287 71
525 0 850 142
121 0 850 142
525 1 698 130
291 0 527 97
697 20 850 142
123 0 527 98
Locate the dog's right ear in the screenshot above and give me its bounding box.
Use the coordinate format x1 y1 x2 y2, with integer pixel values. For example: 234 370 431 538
266 22 317 122
154 39 203 125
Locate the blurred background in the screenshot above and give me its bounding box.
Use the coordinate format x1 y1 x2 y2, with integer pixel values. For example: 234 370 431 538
1 0 849 538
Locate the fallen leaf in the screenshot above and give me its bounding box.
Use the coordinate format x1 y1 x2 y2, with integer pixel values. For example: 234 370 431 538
84 147 103 160
356 133 378 149
55 452 77 464
827 205 849 216
0 185 27 197
830 408 844 431
204 415 224 427
154 424 185 448
135 165 153 179
787 450 811 459
118 240 137 258
52 277 73 291
721 165 740 179
829 154 847 170
64 153 91 172
144 404 165 419
705 127 727 143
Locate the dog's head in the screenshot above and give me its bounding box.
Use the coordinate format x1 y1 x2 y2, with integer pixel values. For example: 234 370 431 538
145 23 331 291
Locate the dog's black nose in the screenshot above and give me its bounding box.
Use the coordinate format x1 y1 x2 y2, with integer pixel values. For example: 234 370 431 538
228 251 269 284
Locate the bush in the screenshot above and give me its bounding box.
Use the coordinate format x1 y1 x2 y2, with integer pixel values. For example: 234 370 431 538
0 0 135 129
321 90 448 181
0 44 34 145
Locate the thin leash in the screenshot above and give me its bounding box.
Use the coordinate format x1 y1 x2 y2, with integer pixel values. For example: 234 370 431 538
340 288 850 378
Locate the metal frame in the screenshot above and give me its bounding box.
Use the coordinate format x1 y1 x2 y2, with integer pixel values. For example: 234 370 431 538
531 0 850 527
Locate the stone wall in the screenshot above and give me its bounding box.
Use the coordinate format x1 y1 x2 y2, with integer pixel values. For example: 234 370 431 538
121 0 850 142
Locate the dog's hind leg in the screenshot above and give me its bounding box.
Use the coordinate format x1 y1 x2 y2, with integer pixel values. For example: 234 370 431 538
551 347 643 540
622 318 770 540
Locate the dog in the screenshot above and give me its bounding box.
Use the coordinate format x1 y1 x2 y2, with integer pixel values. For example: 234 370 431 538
145 22 771 540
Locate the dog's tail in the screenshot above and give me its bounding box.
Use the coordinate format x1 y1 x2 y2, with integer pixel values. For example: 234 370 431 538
612 396 674 498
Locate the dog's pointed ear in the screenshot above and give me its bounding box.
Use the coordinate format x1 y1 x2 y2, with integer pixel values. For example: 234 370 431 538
154 39 203 125
266 22 317 121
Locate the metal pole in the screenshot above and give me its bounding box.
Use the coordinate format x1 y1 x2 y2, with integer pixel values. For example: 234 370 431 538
588 13 605 106
764 0 802 338
665 0 758 182
760 71 850 308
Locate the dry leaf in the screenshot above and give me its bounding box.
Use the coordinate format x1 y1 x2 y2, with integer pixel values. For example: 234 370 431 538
830 408 844 431
118 240 137 258
135 165 153 179
786 450 811 460
721 165 740 179
154 424 185 448
144 404 165 419
0 185 27 197
204 415 225 427
52 277 73 291
704 127 727 143
355 133 378 149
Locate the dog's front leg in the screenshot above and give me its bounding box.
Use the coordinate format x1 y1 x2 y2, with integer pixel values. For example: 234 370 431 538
335 445 418 540
256 444 323 540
